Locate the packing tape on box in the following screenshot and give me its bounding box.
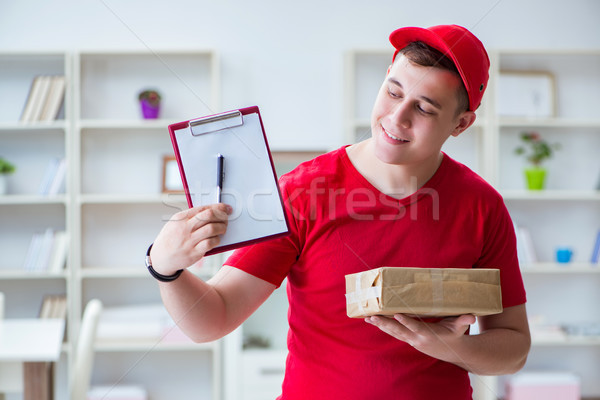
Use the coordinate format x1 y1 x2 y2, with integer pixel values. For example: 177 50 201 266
430 269 444 315
345 271 382 315
346 268 447 316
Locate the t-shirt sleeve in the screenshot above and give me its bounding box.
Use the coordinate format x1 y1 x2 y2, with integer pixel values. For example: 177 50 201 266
224 174 302 288
476 196 527 308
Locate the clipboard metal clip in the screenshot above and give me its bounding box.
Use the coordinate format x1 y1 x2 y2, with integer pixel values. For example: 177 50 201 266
189 110 243 136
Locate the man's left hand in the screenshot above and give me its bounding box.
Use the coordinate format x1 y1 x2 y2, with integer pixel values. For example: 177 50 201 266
365 313 476 361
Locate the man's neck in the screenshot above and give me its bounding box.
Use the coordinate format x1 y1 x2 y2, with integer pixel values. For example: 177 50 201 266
346 139 443 199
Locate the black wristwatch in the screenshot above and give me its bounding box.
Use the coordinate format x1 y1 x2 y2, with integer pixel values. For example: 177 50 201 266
145 243 184 282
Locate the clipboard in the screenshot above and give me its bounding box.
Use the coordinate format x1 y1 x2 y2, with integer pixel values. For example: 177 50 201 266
168 106 290 256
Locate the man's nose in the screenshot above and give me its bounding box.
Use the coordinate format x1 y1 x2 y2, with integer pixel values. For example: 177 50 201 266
389 101 411 129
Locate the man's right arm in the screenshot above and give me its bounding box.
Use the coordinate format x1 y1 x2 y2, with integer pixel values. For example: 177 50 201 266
149 204 277 343
157 265 276 343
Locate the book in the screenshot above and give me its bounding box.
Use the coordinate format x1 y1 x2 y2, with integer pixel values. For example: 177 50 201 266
515 225 537 267
591 229 600 265
35 228 56 272
20 75 66 122
47 158 67 195
20 76 43 122
48 230 68 273
39 294 67 319
29 75 53 122
39 75 66 121
38 158 60 195
23 232 44 271
23 229 67 272
38 157 66 196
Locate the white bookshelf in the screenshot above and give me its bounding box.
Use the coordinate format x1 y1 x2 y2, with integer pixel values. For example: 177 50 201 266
0 50 223 399
72 49 222 400
497 50 600 398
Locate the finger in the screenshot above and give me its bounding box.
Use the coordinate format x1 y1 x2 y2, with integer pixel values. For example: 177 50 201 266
393 314 427 334
455 314 476 327
170 204 212 221
366 316 413 341
193 234 222 256
188 204 232 230
191 220 228 243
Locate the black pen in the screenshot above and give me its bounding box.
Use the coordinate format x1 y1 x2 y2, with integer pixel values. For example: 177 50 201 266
216 153 224 203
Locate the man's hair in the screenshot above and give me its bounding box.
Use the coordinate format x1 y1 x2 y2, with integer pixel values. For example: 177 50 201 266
397 41 469 114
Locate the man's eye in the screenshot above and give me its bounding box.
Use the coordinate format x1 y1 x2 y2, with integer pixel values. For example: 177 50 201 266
387 88 401 98
417 105 434 115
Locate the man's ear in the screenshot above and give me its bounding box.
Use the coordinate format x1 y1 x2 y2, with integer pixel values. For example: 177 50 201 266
451 111 477 137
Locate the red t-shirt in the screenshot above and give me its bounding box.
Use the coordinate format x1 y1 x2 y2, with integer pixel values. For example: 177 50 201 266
225 147 526 400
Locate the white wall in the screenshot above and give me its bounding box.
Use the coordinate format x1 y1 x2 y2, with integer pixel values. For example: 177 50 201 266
1 0 599 150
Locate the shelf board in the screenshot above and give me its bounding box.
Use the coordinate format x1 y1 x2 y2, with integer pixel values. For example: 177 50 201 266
0 121 67 131
532 336 600 346
81 266 215 279
521 262 600 273
502 190 600 201
79 193 187 205
499 117 600 128
95 339 217 352
0 269 68 279
81 267 147 279
78 119 179 130
0 194 68 205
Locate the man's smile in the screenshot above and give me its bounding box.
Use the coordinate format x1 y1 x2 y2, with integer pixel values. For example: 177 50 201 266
382 126 410 143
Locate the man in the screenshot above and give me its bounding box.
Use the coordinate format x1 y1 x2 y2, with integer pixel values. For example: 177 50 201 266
148 24 530 399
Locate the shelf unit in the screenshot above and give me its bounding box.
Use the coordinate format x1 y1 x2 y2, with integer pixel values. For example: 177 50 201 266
72 50 222 400
0 50 223 399
343 48 600 399
495 52 600 398
0 51 72 398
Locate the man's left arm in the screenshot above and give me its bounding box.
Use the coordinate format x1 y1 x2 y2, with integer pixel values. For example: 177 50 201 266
365 303 531 375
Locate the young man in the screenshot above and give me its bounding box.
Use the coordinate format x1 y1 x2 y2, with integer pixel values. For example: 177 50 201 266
149 24 530 399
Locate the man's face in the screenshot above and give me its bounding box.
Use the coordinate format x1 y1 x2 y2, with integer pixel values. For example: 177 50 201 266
370 55 470 166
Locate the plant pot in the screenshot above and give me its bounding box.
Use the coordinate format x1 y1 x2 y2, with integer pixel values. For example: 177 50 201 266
140 99 160 119
524 167 547 190
0 175 7 195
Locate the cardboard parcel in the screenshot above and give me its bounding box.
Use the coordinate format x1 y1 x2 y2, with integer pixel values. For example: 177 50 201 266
345 267 503 318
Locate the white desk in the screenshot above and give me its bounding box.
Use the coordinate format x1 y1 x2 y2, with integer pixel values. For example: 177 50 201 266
0 319 65 400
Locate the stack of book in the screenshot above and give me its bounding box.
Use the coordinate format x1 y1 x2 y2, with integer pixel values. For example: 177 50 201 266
97 303 192 343
23 228 68 273
38 157 67 196
87 385 148 400
591 230 600 265
38 294 67 319
20 75 66 122
515 225 537 267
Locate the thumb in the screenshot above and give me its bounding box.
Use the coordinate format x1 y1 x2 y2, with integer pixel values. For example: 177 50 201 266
456 314 477 327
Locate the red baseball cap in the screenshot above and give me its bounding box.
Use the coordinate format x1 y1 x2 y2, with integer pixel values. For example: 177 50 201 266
389 24 490 111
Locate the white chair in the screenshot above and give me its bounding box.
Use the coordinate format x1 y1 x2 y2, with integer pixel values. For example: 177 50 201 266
0 292 4 400
471 374 499 400
70 299 103 400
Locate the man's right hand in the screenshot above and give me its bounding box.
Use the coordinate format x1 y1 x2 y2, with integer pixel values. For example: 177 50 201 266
149 203 232 276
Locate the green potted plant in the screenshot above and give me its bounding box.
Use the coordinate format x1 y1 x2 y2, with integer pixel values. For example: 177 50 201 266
0 157 16 195
514 131 560 190
138 89 162 119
